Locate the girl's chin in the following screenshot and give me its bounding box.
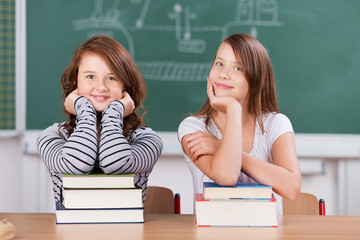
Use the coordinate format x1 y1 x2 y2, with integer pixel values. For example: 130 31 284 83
92 103 108 112
214 91 230 97
94 107 106 112
90 99 113 112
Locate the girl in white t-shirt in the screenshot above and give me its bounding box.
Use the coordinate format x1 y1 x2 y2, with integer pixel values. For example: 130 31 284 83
178 33 301 214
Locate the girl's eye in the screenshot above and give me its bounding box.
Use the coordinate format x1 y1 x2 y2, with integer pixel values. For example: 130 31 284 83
108 76 116 81
215 62 223 66
86 75 95 79
234 66 241 71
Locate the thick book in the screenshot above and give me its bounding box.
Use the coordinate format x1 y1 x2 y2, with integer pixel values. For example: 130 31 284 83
62 187 143 209
203 182 273 199
55 202 144 224
195 193 278 227
62 173 135 189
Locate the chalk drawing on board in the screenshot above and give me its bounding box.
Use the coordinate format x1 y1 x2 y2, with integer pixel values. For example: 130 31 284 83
135 0 151 28
72 0 135 57
223 0 282 38
136 61 211 81
70 0 282 81
168 4 206 54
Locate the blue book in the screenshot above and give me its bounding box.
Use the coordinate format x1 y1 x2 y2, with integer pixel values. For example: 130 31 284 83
203 182 272 199
55 202 144 224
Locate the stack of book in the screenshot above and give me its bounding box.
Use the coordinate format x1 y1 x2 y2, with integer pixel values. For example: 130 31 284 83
195 182 278 227
55 173 144 224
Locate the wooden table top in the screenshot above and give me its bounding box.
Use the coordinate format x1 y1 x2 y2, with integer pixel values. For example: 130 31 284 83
1 213 360 240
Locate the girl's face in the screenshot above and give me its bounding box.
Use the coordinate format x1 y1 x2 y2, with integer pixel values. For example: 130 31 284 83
208 43 249 105
77 53 124 112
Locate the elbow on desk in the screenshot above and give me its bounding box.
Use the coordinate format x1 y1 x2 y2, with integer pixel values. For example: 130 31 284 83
213 175 238 187
282 184 301 201
99 166 115 174
77 163 96 174
209 162 241 186
60 157 96 174
99 163 130 175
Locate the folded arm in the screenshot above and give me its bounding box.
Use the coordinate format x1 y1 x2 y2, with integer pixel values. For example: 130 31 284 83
36 97 98 174
98 101 163 175
181 103 243 186
241 132 301 200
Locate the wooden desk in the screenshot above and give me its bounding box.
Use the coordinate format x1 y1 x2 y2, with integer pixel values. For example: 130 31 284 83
1 213 360 240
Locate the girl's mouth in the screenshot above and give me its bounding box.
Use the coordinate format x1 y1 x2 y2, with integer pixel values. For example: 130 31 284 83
215 83 233 89
92 95 109 102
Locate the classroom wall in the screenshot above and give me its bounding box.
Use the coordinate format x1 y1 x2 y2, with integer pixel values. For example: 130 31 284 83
0 138 22 212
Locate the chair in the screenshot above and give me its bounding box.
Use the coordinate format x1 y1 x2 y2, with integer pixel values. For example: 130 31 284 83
283 192 325 215
143 186 181 214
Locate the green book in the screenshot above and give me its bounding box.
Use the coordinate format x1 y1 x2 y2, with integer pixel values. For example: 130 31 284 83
62 173 136 189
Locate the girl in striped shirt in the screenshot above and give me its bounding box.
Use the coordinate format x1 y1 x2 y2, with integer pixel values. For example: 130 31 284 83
37 35 163 203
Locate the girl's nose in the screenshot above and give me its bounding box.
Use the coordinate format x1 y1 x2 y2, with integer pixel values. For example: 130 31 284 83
95 79 107 91
219 69 231 80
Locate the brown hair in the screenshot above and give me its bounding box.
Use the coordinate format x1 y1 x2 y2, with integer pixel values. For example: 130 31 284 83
60 35 146 137
195 33 279 133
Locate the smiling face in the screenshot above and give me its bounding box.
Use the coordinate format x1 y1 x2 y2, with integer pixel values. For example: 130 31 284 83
77 52 124 112
209 42 249 105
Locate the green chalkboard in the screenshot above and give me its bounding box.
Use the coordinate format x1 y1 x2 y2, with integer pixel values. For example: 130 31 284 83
27 0 360 133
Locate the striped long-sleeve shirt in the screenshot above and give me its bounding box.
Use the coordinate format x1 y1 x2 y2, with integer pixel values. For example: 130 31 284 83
36 97 163 203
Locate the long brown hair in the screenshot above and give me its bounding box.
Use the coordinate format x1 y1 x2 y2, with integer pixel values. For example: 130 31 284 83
60 35 146 137
195 33 279 133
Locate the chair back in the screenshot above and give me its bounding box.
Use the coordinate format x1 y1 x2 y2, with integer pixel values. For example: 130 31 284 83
144 186 175 214
283 192 319 215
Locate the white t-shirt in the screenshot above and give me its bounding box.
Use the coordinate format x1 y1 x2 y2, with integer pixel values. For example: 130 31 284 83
178 112 294 215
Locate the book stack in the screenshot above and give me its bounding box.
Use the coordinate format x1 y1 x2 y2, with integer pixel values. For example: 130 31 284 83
195 182 278 227
55 173 144 224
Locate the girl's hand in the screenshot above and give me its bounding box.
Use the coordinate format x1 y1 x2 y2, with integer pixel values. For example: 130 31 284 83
182 130 220 162
64 89 81 115
207 78 241 113
118 91 135 117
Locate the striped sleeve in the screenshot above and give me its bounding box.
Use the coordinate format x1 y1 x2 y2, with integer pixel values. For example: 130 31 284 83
36 97 98 174
98 101 163 175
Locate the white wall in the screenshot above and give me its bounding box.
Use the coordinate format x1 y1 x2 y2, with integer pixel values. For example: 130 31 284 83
0 138 54 213
0 138 22 212
148 155 193 214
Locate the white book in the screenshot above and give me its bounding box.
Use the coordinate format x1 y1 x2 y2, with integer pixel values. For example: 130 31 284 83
195 194 278 227
62 188 143 209
55 202 144 224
